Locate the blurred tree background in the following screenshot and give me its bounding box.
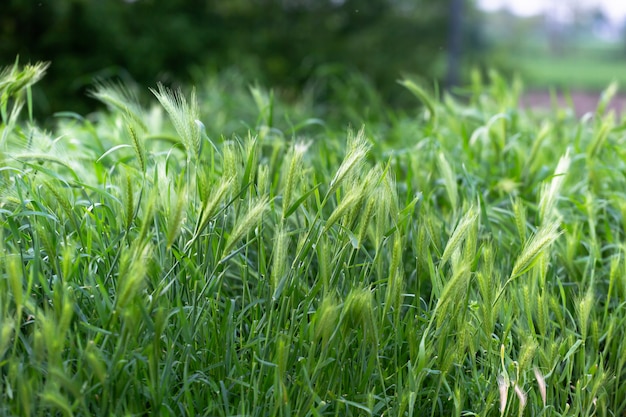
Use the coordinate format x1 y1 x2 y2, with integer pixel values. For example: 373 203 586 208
0 0 485 115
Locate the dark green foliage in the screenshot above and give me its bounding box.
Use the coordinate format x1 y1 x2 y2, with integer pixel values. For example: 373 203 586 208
1 0 458 115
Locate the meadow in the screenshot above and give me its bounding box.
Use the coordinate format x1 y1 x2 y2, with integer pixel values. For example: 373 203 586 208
508 38 626 92
2 61 626 416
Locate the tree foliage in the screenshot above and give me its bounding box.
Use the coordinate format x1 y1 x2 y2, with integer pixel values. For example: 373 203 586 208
1 0 458 113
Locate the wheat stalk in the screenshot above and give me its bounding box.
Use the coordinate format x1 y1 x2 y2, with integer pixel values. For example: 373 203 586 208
223 197 269 256
494 220 561 306
150 83 201 160
440 207 478 266
327 127 370 197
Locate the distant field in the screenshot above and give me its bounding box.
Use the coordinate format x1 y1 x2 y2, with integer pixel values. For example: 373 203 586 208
515 54 626 90
510 40 626 91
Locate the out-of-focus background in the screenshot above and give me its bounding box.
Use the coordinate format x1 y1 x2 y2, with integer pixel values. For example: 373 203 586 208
2 0 626 115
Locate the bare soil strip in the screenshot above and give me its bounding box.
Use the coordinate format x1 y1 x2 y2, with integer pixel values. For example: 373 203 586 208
521 90 626 117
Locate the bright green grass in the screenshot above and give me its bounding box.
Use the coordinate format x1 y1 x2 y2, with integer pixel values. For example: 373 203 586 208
2 61 626 416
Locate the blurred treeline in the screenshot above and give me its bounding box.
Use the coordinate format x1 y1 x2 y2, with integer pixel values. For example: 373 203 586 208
1 0 484 115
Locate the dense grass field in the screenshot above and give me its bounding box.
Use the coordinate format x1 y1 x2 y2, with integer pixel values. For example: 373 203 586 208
2 61 626 416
